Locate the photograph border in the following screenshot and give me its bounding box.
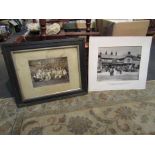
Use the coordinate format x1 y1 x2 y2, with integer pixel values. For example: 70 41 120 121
2 38 88 107
89 37 152 91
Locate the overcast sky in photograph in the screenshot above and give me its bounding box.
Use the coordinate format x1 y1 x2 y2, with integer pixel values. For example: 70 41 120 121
99 46 142 56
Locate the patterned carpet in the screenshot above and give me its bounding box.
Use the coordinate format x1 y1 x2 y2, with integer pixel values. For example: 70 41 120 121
1 80 155 135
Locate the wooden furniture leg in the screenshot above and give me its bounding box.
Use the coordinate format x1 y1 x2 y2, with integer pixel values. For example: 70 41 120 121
86 19 91 43
39 19 46 40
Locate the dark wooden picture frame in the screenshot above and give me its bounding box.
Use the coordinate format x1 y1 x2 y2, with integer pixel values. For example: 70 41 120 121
1 38 88 107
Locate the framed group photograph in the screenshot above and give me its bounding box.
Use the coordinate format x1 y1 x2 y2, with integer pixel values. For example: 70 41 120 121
89 37 152 91
2 38 87 107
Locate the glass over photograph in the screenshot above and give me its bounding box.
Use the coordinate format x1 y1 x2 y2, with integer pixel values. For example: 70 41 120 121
97 46 142 81
29 57 69 87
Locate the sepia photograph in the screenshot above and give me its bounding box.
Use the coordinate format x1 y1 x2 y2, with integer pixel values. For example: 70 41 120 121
29 57 70 87
97 46 142 81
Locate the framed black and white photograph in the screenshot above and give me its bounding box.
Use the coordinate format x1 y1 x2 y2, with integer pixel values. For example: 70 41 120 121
2 38 87 107
89 37 152 91
29 57 70 88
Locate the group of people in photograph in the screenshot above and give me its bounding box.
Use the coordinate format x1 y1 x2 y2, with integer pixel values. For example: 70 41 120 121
98 64 140 76
32 67 69 82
